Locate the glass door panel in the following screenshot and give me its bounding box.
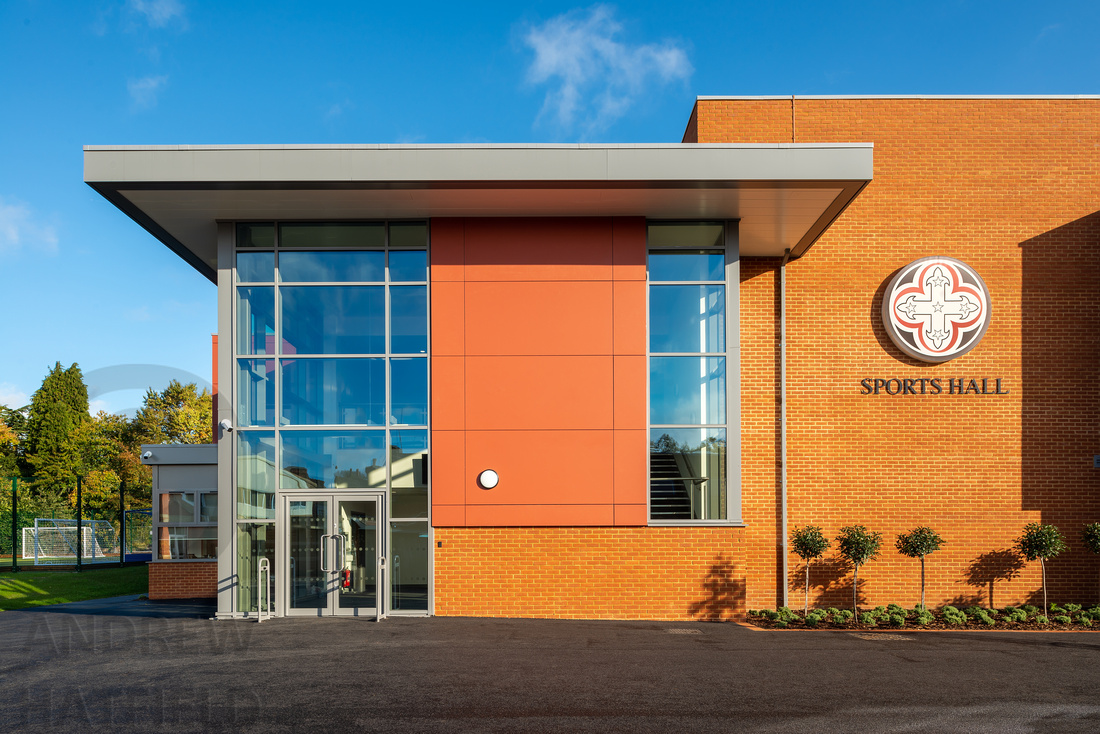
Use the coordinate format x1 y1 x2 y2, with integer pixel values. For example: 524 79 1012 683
283 494 382 618
336 499 378 614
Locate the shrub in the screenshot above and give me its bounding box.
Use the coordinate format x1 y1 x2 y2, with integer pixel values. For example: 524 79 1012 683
776 620 789 628
826 607 840 617
896 526 945 610
886 603 905 615
858 612 877 626
1001 605 1018 615
1079 616 1093 628
1064 603 1082 614
1050 603 1063 613
915 610 934 626
942 606 967 626
835 609 854 623
964 606 985 618
791 525 831 616
836 525 883 614
1036 615 1049 625
974 610 996 626
804 615 819 628
778 606 797 622
889 613 905 628
763 609 780 621
1053 615 1071 625
1022 605 1039 615
1005 610 1028 623
1016 523 1067 615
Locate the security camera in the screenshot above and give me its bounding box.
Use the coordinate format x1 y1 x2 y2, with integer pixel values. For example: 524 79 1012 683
219 419 233 432
141 451 153 460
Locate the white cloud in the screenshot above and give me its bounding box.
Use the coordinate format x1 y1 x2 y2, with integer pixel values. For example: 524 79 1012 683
0 383 30 410
128 75 169 109
0 197 59 256
523 5 692 135
129 0 186 29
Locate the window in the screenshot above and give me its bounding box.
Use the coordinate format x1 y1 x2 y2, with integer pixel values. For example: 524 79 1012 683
648 222 738 523
155 490 218 560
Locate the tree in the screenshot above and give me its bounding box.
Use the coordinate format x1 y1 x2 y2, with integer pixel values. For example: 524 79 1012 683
836 525 882 614
895 526 945 610
25 362 90 511
131 380 212 446
1016 522 1066 615
791 525 830 615
1081 523 1100 604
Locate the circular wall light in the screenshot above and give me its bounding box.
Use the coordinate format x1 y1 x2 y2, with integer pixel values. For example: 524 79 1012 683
477 469 499 489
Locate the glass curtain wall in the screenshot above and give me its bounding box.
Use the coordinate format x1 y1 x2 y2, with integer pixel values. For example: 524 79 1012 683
648 222 730 521
234 221 430 613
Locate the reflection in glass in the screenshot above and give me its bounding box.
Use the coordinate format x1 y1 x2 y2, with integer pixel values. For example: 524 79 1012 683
389 250 427 282
281 431 387 489
200 493 218 523
279 222 384 249
288 501 327 610
648 250 725 282
236 222 275 248
391 522 429 611
649 428 727 521
161 526 217 559
279 251 384 283
337 499 377 610
281 358 384 426
159 492 194 523
390 286 427 354
391 359 428 425
648 222 724 250
237 287 275 355
237 252 274 282
237 522 275 613
391 430 427 518
237 431 276 519
649 285 726 353
281 286 384 354
649 357 726 425
238 360 275 426
388 222 428 249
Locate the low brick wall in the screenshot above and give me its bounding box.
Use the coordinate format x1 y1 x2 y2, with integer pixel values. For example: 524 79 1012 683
148 561 217 599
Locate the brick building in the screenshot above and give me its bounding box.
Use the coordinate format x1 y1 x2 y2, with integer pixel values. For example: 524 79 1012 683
87 95 1099 619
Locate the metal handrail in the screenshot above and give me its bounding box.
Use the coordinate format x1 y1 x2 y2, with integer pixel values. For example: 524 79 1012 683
257 557 272 623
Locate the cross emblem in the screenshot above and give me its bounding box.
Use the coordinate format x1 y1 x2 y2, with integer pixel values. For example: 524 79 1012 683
888 261 986 357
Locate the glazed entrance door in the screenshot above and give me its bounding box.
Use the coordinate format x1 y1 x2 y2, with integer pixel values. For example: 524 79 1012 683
284 494 384 618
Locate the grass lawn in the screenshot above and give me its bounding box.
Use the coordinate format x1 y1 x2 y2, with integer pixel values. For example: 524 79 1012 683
0 565 147 611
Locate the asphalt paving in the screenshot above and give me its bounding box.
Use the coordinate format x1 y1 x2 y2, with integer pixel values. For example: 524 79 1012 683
1 596 1099 733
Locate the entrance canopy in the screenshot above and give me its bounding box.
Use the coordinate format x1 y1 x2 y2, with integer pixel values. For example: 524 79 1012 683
84 143 873 282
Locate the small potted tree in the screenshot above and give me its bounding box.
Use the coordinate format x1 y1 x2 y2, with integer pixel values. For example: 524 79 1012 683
1016 522 1066 616
791 525 830 616
895 526 944 611
1082 523 1100 604
836 525 882 615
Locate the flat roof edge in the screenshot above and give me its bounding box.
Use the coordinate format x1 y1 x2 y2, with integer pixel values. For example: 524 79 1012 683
698 94 1100 101
83 142 873 152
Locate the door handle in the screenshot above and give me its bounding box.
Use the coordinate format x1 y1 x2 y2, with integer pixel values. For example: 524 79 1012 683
320 534 332 572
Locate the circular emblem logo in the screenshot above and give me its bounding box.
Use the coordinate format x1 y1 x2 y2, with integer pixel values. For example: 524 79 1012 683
882 257 991 363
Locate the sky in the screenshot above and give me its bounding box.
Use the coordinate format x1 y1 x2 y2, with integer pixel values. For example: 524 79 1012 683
1 0 1097 416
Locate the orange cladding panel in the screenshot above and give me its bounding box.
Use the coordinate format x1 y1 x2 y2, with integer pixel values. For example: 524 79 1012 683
613 429 647 506
613 355 646 429
465 504 615 527
430 282 464 356
430 218 464 282
464 355 614 431
465 429 614 506
463 218 613 281
613 281 646 355
430 430 465 506
431 355 464 431
464 281 613 356
431 504 465 527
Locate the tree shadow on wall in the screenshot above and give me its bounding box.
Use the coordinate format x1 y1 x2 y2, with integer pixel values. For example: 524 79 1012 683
803 557 861 610
964 549 1025 609
688 554 746 621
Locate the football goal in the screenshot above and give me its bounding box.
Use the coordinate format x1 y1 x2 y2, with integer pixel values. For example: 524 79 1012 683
21 518 118 565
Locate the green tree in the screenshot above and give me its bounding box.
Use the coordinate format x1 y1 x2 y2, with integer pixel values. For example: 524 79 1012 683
25 362 90 513
836 525 882 614
1082 523 1100 604
1016 522 1066 615
895 526 945 610
790 525 830 615
131 380 212 446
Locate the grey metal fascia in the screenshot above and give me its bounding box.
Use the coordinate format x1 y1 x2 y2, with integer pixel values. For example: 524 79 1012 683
140 444 217 465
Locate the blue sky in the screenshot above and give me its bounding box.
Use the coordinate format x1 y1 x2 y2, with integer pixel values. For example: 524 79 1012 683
1 0 1097 415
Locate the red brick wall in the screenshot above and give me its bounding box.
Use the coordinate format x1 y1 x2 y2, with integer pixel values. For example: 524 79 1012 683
435 527 744 620
698 97 1100 610
148 561 217 599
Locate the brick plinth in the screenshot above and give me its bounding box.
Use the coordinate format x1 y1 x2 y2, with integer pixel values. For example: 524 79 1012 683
435 527 745 621
148 561 217 600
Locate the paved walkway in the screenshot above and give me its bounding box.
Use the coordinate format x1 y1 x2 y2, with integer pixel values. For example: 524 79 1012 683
1 597 1099 732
